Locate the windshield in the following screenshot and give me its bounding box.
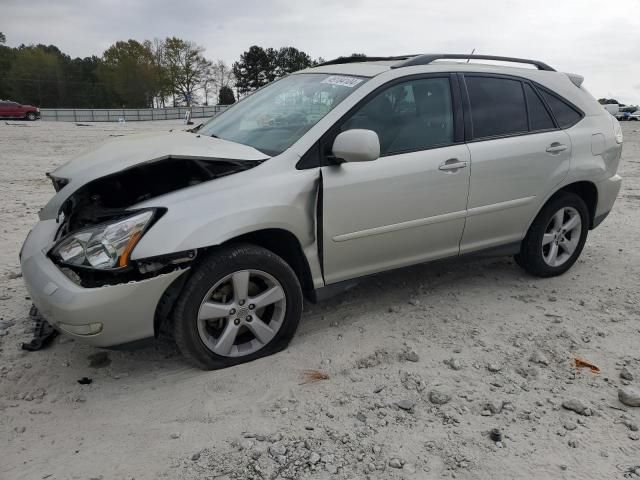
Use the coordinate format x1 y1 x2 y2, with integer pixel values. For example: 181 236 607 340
198 73 367 155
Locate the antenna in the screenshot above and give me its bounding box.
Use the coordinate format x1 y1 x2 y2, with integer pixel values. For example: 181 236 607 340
466 48 476 63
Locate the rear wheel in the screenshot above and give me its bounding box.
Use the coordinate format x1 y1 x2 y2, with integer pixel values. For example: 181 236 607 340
26 112 37 121
173 244 302 370
515 192 589 277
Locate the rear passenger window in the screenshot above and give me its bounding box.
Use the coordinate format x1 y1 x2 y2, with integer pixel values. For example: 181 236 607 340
466 76 528 139
539 90 582 128
341 77 454 156
524 84 555 131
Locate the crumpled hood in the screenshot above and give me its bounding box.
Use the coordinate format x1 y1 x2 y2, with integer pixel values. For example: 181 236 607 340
40 130 269 220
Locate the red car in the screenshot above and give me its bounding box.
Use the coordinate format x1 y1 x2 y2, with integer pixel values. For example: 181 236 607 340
0 100 40 120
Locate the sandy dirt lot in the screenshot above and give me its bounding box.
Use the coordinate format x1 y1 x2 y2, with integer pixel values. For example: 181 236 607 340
1 120 639 480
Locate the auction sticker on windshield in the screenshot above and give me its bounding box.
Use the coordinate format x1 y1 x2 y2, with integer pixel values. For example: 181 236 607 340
321 75 364 88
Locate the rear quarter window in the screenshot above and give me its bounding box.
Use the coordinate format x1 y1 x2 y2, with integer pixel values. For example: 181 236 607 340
524 84 555 131
539 90 582 128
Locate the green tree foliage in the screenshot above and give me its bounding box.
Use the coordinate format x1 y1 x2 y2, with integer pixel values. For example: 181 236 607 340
233 46 274 94
0 36 318 107
233 46 315 94
98 40 159 107
7 45 67 107
163 37 212 106
218 85 235 105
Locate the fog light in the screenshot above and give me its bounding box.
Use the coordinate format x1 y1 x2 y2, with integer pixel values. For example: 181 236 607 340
59 322 103 336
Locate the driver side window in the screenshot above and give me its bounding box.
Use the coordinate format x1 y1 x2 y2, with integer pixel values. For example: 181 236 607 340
341 77 454 156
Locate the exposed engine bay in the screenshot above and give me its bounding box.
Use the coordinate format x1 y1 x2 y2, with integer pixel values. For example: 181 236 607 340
55 156 263 236
49 156 263 287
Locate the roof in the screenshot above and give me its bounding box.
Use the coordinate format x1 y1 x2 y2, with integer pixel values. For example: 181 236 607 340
297 53 557 78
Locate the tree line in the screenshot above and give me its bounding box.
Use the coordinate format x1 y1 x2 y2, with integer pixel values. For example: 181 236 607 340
0 32 333 108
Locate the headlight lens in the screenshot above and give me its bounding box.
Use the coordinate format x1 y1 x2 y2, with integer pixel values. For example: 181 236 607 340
51 210 154 270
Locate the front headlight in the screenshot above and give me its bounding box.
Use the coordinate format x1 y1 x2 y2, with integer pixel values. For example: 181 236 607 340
51 210 154 270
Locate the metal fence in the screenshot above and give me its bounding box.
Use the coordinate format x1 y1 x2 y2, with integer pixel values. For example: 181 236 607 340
39 105 228 122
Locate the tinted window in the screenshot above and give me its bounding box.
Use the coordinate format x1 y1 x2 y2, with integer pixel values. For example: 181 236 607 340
539 90 582 128
341 77 453 155
524 84 555 131
466 76 527 139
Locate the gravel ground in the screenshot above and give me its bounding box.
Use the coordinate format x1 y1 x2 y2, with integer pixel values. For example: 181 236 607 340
1 120 639 480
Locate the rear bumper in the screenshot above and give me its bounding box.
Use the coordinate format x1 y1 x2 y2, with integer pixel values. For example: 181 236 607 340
593 174 622 228
20 220 187 347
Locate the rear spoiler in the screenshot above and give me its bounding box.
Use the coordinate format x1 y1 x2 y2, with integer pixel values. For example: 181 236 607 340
565 72 584 87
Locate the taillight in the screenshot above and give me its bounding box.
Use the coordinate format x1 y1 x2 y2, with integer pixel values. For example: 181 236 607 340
613 118 623 144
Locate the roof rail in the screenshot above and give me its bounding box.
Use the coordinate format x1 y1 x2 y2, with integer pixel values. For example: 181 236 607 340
317 55 417 67
391 54 555 71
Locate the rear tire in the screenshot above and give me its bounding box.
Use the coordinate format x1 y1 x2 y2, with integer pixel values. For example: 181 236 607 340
515 192 589 277
173 244 303 370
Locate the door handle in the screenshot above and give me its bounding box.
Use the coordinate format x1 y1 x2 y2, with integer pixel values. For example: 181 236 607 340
438 159 468 172
546 143 568 154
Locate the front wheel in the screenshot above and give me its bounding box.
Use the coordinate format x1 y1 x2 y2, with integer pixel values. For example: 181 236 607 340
514 192 589 277
173 244 303 370
26 112 37 121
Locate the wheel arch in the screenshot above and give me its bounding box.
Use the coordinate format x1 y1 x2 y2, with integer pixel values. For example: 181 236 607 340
526 180 598 235
221 228 316 298
556 181 598 229
153 228 317 336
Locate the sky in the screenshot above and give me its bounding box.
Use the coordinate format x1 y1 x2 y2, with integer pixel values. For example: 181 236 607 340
2 0 640 104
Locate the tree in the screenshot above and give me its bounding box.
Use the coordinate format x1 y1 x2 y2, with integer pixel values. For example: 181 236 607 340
98 40 159 107
163 37 211 106
7 45 66 107
0 33 15 99
233 45 314 95
218 85 235 105
274 47 313 76
233 46 274 95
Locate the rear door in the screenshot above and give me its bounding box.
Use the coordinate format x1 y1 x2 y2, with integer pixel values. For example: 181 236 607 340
459 74 572 253
321 75 471 284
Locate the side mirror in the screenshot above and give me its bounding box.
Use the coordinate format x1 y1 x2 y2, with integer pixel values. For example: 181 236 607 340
332 129 380 163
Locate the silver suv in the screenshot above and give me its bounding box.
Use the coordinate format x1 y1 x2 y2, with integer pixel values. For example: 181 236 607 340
20 54 623 369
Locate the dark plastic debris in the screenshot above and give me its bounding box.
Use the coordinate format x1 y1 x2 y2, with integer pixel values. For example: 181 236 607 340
77 377 93 385
490 428 502 442
88 351 111 368
21 305 58 351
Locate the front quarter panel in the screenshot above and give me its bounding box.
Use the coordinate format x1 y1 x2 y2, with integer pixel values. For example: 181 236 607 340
131 162 323 286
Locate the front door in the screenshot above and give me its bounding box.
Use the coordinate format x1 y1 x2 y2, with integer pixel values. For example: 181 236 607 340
321 76 471 284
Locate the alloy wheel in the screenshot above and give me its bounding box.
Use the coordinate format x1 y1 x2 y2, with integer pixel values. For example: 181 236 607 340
196 269 286 357
541 206 582 267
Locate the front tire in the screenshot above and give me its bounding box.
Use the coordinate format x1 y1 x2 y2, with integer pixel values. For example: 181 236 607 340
173 244 303 370
515 192 589 277
26 112 37 121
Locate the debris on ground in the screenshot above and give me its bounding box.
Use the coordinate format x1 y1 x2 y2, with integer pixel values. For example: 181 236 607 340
87 352 111 369
300 369 329 384
489 428 503 442
573 357 601 374
21 305 58 351
77 377 93 385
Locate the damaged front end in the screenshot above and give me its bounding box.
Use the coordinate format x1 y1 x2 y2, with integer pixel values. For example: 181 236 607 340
47 156 263 288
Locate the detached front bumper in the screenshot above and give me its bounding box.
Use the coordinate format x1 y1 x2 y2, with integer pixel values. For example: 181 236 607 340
20 220 187 347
